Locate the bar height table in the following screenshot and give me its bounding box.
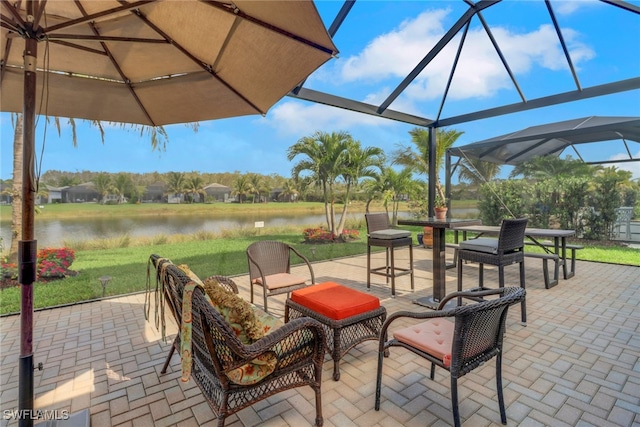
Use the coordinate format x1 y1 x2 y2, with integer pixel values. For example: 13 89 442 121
398 217 482 309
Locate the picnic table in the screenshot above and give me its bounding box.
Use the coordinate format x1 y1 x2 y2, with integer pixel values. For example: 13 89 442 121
451 225 578 284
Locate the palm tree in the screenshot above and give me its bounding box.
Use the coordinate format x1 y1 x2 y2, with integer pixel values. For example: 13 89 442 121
384 167 421 226
287 131 352 237
112 173 134 204
232 174 252 203
335 141 385 235
509 155 596 180
8 113 179 260
8 115 23 261
457 158 502 185
166 172 186 203
279 178 299 202
185 175 206 203
248 173 263 203
93 173 112 204
393 127 464 206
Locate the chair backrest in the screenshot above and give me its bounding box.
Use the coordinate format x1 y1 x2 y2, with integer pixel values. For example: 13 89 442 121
450 287 525 378
150 255 242 380
247 240 292 278
365 213 390 234
150 254 186 328
497 218 528 254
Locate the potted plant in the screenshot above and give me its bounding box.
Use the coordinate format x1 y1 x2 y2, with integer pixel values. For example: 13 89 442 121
434 191 448 220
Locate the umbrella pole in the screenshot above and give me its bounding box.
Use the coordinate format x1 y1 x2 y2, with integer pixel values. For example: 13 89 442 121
19 35 37 427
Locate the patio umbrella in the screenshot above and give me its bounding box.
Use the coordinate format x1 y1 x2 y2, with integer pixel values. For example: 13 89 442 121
0 0 336 423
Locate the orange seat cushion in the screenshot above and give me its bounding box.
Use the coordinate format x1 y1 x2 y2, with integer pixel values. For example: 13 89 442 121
290 282 380 320
393 318 454 367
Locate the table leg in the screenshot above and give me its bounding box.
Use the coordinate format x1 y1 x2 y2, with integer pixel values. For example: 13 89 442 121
561 237 573 279
414 227 455 309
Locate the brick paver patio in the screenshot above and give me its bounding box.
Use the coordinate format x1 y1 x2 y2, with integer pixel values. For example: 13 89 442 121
1 247 639 426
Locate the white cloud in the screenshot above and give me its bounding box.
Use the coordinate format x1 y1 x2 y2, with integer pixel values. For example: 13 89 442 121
336 8 594 104
553 0 601 16
264 99 396 136
340 9 450 82
609 150 640 180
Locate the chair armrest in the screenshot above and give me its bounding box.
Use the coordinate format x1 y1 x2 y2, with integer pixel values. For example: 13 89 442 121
289 246 316 284
378 288 509 353
437 288 507 309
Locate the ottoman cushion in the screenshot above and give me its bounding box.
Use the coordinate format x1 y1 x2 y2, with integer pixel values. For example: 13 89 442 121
291 282 380 320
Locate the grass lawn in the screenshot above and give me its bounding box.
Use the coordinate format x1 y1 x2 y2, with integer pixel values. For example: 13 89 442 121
1 222 638 315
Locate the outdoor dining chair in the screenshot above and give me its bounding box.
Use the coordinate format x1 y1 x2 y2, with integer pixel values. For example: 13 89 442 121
457 217 528 323
246 240 315 313
375 287 526 427
365 212 414 297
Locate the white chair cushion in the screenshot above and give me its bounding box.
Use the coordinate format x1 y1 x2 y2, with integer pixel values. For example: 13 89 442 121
459 237 499 254
370 229 411 240
253 273 307 290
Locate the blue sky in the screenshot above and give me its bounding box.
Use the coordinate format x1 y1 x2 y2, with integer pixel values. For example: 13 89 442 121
1 0 639 182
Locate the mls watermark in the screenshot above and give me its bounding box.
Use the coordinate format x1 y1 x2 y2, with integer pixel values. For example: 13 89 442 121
3 409 70 421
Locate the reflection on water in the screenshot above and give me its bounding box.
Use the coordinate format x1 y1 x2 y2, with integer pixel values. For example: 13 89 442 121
0 208 478 248
0 213 328 247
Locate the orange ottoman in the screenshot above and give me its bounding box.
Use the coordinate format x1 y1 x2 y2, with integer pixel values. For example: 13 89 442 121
285 282 387 381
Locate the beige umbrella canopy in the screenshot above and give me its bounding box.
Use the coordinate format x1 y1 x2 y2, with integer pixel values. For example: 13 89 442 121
1 1 336 423
1 0 337 125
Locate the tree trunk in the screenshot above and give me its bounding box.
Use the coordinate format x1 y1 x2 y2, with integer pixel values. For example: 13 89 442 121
8 115 24 263
335 182 352 236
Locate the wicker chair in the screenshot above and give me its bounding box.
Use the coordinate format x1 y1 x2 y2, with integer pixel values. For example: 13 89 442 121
457 217 528 324
375 287 526 427
365 213 414 297
247 240 315 313
149 255 326 427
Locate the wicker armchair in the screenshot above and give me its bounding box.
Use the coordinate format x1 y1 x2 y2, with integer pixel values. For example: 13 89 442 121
375 287 526 427
149 255 326 427
247 240 315 313
457 217 528 324
151 254 239 374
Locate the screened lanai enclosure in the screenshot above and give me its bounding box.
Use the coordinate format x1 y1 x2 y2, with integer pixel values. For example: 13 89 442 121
2 0 639 424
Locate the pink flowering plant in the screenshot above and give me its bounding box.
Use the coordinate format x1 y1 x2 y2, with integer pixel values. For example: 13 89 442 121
36 247 75 279
1 261 18 279
303 227 359 243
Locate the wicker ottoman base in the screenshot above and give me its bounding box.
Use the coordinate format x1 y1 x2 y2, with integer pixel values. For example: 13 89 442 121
285 284 387 381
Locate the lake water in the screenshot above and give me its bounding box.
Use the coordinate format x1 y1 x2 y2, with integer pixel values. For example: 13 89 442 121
0 208 479 248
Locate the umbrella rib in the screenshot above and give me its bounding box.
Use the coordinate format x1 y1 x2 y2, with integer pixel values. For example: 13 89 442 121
203 1 335 56
44 0 154 33
0 28 11 82
45 34 168 44
0 1 26 29
129 7 265 115
48 39 109 56
32 0 47 30
0 18 19 33
73 0 157 126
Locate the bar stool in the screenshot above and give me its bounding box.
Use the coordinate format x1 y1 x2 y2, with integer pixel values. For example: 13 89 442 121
365 213 414 297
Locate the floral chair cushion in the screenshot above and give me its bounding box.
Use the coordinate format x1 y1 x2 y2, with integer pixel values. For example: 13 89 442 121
177 264 282 385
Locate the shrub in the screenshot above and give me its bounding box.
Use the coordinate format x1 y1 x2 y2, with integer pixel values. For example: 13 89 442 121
303 227 359 243
36 247 75 279
1 262 17 279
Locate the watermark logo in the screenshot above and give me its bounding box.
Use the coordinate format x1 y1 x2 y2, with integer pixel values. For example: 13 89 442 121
3 409 70 421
